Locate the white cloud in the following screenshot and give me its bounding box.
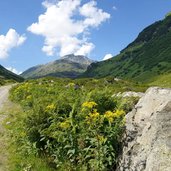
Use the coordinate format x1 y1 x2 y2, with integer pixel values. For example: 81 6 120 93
28 0 110 57
6 66 22 75
0 29 26 59
113 6 117 11
80 1 110 27
103 53 113 61
75 42 95 56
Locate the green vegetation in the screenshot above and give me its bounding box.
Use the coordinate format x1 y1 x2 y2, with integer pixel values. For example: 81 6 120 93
0 65 24 85
2 103 52 171
165 11 171 18
21 54 93 79
4 11 171 171
82 15 171 83
8 77 143 170
149 73 171 88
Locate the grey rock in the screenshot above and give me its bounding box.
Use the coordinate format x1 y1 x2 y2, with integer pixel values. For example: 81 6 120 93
117 87 171 171
122 91 144 98
115 91 144 98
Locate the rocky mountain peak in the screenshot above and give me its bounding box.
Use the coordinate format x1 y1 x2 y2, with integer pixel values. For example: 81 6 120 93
21 54 94 79
61 54 94 65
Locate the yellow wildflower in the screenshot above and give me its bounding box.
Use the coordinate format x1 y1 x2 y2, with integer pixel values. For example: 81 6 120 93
113 110 125 118
104 110 125 123
45 104 56 111
59 120 70 129
89 110 99 118
82 101 97 109
86 109 100 124
97 135 107 144
104 111 115 123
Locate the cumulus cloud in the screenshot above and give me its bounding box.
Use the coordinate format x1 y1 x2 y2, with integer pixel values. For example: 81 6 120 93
0 29 26 59
75 42 95 56
103 53 113 61
28 0 110 57
6 66 22 75
80 1 110 27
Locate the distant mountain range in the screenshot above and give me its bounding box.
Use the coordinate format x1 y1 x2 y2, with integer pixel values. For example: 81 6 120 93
2 14 171 83
21 54 94 79
82 15 171 83
0 65 24 85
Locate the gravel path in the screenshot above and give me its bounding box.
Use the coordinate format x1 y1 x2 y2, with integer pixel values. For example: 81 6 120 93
0 85 13 171
0 85 12 110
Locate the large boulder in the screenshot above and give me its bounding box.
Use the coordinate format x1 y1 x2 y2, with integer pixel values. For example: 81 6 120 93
117 87 171 171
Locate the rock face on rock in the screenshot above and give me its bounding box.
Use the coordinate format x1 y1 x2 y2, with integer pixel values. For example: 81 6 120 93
117 87 171 171
116 91 144 98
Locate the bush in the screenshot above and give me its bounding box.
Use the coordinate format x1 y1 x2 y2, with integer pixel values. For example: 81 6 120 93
9 78 140 170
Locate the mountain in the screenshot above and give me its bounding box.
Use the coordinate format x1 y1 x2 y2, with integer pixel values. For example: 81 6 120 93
83 15 171 83
0 65 24 85
21 54 94 79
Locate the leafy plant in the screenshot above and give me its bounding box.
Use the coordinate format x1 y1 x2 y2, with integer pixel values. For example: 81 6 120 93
9 77 140 170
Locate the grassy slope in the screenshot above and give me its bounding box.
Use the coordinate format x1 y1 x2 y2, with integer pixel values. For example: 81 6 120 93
149 73 171 88
0 65 24 85
83 15 171 83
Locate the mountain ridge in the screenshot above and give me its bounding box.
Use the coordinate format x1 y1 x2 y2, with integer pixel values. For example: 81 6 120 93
21 54 94 79
82 15 171 83
0 65 24 85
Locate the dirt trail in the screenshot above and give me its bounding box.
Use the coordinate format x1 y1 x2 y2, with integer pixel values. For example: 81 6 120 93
0 85 12 109
0 85 13 171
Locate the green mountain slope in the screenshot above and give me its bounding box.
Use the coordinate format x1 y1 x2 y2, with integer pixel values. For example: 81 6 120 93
0 65 24 85
21 54 93 79
83 15 171 83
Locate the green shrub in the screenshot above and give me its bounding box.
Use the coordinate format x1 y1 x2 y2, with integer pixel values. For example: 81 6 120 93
9 78 140 170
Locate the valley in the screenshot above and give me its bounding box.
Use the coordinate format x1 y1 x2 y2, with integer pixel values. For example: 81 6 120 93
0 8 171 171
0 65 24 86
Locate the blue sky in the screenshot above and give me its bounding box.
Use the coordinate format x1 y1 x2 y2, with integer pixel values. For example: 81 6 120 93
0 0 171 74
